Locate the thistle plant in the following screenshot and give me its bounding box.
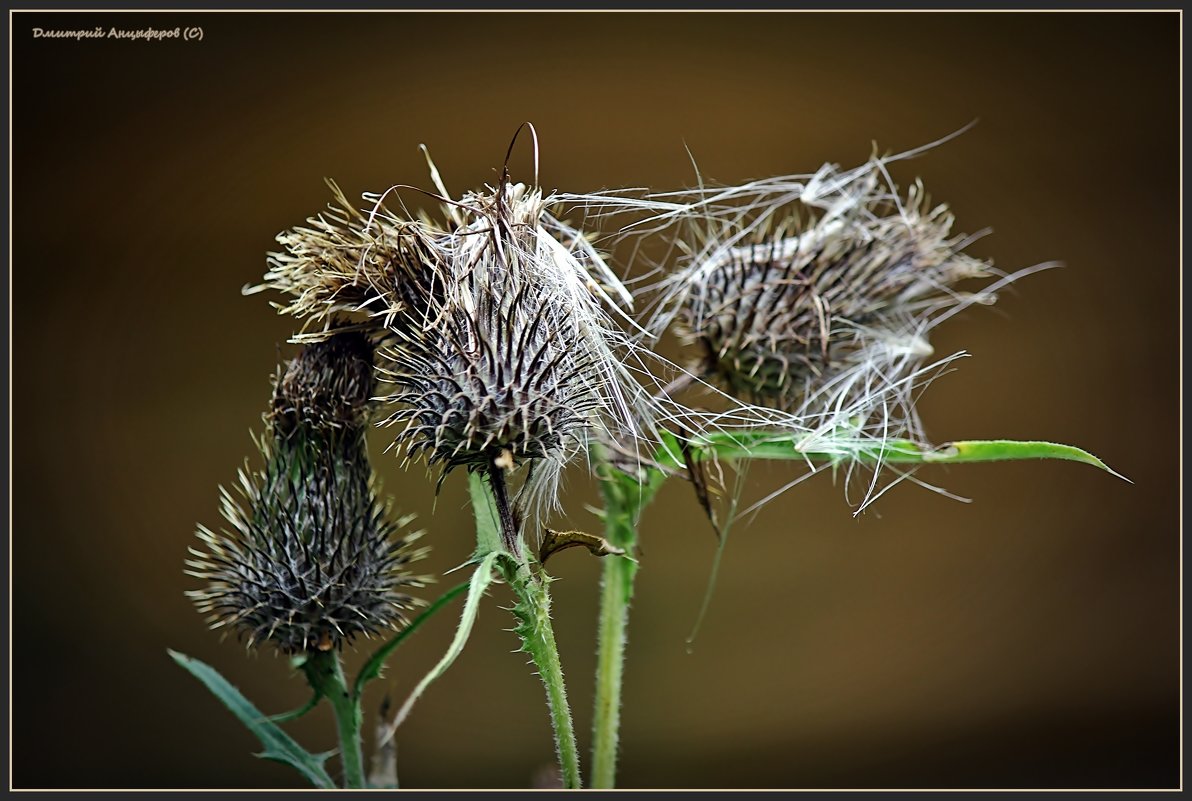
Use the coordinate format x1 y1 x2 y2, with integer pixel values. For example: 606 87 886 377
175 330 437 787
172 128 1123 790
360 152 657 789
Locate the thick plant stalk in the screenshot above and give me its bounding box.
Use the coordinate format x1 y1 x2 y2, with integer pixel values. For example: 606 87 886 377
303 651 365 789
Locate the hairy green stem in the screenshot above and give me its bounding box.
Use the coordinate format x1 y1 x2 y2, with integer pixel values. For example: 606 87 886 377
591 454 665 788
470 471 581 789
303 650 364 789
504 561 582 789
592 550 636 787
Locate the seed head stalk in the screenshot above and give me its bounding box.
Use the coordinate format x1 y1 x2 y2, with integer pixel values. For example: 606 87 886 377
507 559 580 790
474 465 582 789
302 650 365 788
591 470 640 787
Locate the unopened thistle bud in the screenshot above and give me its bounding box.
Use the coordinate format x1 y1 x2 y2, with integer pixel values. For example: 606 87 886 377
186 331 427 653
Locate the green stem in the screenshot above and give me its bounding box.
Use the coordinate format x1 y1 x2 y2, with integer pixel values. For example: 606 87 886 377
469 471 582 789
591 453 665 788
592 551 635 787
504 561 582 789
303 650 364 789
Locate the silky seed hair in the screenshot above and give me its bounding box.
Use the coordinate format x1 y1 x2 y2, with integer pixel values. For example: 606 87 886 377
255 179 444 339
186 331 428 653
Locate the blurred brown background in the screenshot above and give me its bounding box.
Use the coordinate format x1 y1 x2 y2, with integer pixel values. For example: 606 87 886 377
11 10 1179 790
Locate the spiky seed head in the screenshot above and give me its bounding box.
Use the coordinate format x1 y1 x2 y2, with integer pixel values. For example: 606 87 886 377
253 135 662 526
678 180 991 409
186 332 427 653
370 172 655 522
381 274 604 474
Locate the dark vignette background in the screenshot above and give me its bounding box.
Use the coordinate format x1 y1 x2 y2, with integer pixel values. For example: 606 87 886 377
11 10 1179 790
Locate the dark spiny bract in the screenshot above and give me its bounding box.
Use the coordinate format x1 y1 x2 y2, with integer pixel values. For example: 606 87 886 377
677 183 990 410
380 257 605 474
271 328 375 434
186 331 426 653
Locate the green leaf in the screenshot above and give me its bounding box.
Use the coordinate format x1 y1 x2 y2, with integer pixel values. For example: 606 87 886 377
354 580 471 697
657 430 1127 480
884 439 1128 478
383 551 502 735
168 650 335 788
469 471 505 557
266 688 322 724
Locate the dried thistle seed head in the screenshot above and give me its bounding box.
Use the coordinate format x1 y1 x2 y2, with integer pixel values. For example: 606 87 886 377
257 180 444 336
371 165 657 522
251 131 664 526
601 141 1048 512
381 285 602 473
548 133 1044 512
677 180 991 409
186 333 428 653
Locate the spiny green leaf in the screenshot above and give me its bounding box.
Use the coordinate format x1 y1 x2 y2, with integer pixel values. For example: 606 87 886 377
354 580 471 697
168 650 335 788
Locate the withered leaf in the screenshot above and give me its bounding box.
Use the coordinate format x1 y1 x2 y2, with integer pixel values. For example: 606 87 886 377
538 528 628 566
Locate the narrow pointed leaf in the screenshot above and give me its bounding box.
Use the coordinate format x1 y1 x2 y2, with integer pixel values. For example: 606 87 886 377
655 430 1125 479
266 688 322 723
384 551 502 735
354 580 471 696
168 649 335 788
